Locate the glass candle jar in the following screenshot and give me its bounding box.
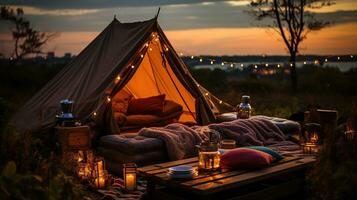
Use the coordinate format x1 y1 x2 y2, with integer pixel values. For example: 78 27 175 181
123 163 137 191
197 143 221 172
237 95 252 119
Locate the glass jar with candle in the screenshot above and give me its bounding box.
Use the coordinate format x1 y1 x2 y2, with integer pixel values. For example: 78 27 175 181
123 163 137 191
237 95 252 119
93 170 108 189
197 141 221 172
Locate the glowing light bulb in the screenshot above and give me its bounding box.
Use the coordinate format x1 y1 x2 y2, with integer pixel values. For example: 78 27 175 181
240 64 244 67
221 62 224 66
265 63 268 67
93 112 97 116
131 65 135 69
337 57 340 60
290 63 293 67
314 60 319 64
254 65 258 69
152 33 155 37
277 64 280 68
230 64 234 67
325 58 328 62
116 76 121 81
191 56 194 59
140 54 144 58
197 84 200 87
107 96 111 102
351 55 354 58
210 61 214 65
303 61 307 65
205 92 209 96
199 58 203 62
149 48 152 51
145 43 149 47
219 100 223 104
165 47 169 51
179 52 183 56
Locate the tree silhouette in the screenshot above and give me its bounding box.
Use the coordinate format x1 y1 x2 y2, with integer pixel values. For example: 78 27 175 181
0 6 55 60
249 0 333 92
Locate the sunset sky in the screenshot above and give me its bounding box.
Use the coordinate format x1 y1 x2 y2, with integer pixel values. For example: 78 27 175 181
0 0 357 57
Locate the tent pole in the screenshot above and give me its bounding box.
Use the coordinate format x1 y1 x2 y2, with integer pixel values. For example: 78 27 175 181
155 7 161 19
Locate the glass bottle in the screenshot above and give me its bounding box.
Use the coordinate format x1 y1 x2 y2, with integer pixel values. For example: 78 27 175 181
237 95 252 119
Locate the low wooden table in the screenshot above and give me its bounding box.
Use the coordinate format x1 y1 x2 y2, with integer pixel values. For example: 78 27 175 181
138 155 315 200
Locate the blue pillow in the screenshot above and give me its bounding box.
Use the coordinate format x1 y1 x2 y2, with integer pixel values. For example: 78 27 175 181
243 146 283 161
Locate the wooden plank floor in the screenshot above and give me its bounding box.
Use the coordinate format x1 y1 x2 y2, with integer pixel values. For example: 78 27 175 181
138 155 315 197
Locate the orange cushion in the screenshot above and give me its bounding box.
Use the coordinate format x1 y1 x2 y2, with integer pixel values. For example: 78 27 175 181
220 148 273 169
127 94 166 115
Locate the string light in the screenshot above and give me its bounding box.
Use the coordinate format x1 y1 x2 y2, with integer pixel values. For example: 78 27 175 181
140 54 144 58
205 92 209 96
230 63 234 67
254 65 258 69
179 52 184 56
93 112 97 116
165 47 169 51
106 96 111 103
277 64 280 68
145 43 149 47
337 57 340 60
325 58 328 62
240 64 244 67
149 48 152 51
152 33 155 37
290 63 293 67
303 61 307 65
199 58 203 62
116 76 121 81
211 60 214 65
314 60 319 64
265 63 269 67
197 84 200 87
351 55 354 58
219 100 223 104
221 62 224 66
131 65 135 69
191 56 194 59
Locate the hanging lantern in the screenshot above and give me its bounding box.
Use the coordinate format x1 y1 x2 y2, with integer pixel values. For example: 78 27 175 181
123 163 137 191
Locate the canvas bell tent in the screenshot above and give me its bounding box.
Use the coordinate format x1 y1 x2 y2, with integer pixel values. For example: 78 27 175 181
10 16 224 134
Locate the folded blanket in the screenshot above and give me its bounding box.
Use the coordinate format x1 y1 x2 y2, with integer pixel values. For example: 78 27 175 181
138 124 208 160
138 117 300 160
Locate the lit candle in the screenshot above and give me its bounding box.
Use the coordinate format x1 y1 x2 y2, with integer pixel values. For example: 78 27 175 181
125 174 136 191
95 176 106 188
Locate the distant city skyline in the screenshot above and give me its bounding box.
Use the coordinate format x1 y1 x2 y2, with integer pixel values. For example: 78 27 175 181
0 0 357 57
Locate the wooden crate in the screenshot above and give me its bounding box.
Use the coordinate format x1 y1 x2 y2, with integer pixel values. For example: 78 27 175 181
56 125 92 151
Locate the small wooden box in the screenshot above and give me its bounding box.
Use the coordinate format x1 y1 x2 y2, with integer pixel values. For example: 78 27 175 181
56 125 91 151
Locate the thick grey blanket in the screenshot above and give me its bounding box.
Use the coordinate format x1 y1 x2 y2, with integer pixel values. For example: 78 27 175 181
138 117 300 160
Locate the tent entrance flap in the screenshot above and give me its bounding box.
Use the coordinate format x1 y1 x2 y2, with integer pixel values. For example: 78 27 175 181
113 37 197 123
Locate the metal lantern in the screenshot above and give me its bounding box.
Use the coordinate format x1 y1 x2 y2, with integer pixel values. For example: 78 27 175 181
302 123 321 145
123 163 137 191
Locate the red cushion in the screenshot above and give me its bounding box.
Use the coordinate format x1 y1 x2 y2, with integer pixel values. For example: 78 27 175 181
127 94 166 115
220 148 273 169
